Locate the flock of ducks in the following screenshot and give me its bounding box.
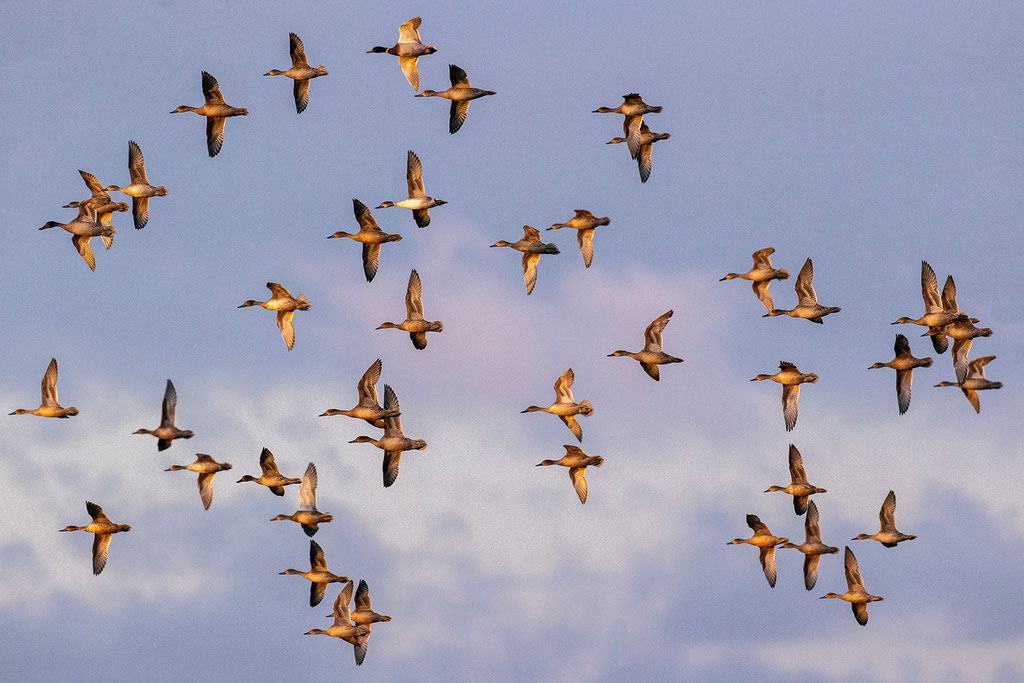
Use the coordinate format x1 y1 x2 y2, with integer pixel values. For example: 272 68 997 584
17 15 1008 667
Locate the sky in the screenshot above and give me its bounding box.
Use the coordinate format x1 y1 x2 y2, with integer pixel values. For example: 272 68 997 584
2 1 1024 681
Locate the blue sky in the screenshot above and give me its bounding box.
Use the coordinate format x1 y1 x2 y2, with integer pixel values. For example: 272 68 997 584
2 1 1023 681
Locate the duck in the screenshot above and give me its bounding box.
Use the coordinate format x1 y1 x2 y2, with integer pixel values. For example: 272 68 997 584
490 226 560 295
59 501 131 575
305 580 371 642
607 310 684 381
934 355 1002 413
39 200 114 271
536 445 604 504
376 151 447 227
376 269 443 349
750 361 818 432
415 64 495 134
133 379 194 451
852 490 916 547
165 454 232 510
892 261 959 354
103 141 168 229
264 32 328 113
607 121 670 183
820 546 884 625
727 514 788 588
719 247 791 313
10 358 78 418
781 499 839 591
346 579 391 665
349 385 427 488
270 462 334 536
280 540 349 607
763 444 827 515
170 71 249 157
319 358 401 428
366 17 437 91
237 447 302 496
328 199 402 282
238 282 311 351
925 314 993 385
593 93 663 159
522 368 593 442
546 209 610 268
868 334 933 415
763 258 840 323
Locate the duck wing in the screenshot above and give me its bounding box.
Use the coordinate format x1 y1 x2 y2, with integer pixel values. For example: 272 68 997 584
568 467 588 504
40 358 59 407
920 261 942 313
381 384 402 434
128 140 149 184
560 415 582 442
397 56 420 91
362 243 381 282
751 280 774 313
289 32 308 67
383 451 402 487
357 359 383 407
294 78 310 114
354 199 385 234
92 533 112 575
277 310 296 350
794 258 818 305
132 197 149 230
576 228 594 268
521 252 540 294
206 116 226 157
298 462 318 510
259 447 280 476
309 539 327 571
405 269 424 320
637 140 653 183
803 554 821 591
759 546 778 587
951 338 972 385
644 310 673 352
398 16 423 44
941 275 958 312
79 169 108 199
450 99 469 134
161 379 178 428
782 384 800 432
787 444 808 484
895 368 913 415
844 546 865 591
805 499 822 542
86 501 111 524
201 71 225 105
355 579 373 611
878 490 897 532
197 472 215 510
623 115 643 159
554 368 575 403
71 235 96 271
331 580 355 626
406 150 425 198
752 247 775 269
311 581 327 608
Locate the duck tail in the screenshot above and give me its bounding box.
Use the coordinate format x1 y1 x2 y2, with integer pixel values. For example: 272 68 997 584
578 400 594 416
590 456 604 467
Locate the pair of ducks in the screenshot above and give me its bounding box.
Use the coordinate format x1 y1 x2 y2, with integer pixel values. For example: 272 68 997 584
489 209 611 294
305 578 391 666
318 358 427 487
721 250 841 322
892 260 994 386
594 94 671 183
